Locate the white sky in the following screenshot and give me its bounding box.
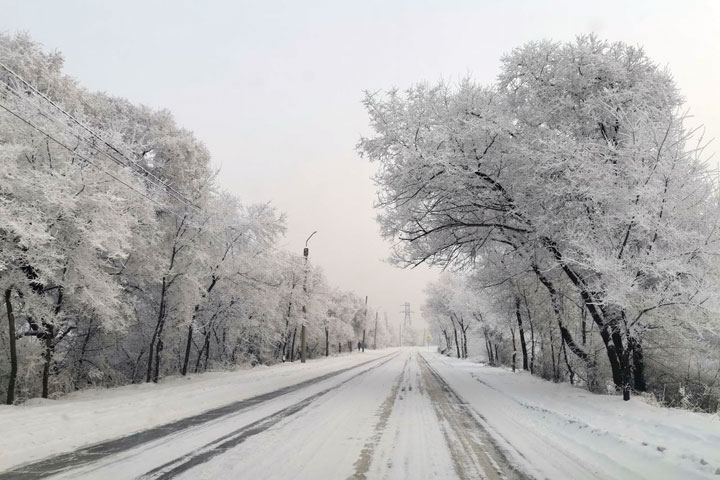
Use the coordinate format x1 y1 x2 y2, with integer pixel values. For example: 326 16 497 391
3 0 719 328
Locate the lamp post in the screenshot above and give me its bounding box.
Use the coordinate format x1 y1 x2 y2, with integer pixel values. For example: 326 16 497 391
300 231 317 363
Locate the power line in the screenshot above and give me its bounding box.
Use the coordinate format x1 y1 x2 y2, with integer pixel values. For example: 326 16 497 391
0 96 308 274
0 62 201 211
1 84 199 217
0 76 201 212
0 101 189 220
0 71 316 276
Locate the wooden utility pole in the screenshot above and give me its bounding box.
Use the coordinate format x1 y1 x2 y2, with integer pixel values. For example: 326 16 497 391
373 312 378 349
300 324 306 363
399 303 413 346
300 231 317 364
362 296 367 352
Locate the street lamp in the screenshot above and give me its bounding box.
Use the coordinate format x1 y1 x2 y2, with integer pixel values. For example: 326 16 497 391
300 231 317 363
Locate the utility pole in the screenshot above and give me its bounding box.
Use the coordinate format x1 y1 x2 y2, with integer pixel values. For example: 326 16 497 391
362 296 367 352
373 312 378 349
301 231 317 364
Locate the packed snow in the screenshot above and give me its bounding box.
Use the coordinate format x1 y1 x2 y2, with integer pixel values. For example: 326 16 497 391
0 350 389 472
424 354 720 479
2 348 720 479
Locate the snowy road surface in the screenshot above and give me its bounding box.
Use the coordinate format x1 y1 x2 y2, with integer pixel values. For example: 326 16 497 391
1 348 719 479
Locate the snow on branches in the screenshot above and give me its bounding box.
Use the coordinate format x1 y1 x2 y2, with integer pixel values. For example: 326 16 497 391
361 35 720 406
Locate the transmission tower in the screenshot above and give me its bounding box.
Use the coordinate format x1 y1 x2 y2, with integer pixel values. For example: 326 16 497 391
399 302 414 346
401 302 413 328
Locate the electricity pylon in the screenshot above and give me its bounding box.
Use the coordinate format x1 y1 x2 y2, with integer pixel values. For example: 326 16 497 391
399 302 413 346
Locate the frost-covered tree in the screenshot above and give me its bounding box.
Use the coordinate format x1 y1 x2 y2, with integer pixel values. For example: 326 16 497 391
0 33 384 403
422 274 483 359
360 35 720 401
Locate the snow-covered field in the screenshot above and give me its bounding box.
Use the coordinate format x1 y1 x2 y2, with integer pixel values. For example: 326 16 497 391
0 350 389 472
2 348 719 479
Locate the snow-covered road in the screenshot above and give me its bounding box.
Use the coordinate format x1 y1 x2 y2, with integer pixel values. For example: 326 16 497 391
2 348 719 479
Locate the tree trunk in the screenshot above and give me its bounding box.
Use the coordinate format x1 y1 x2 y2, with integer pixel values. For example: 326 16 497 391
5 288 17 405
281 299 293 362
522 295 536 374
289 326 297 362
130 346 145 383
511 327 517 372
530 320 535 374
325 327 329 357
361 329 366 352
153 338 164 382
147 276 167 383
41 323 55 398
562 337 575 385
41 282 65 398
220 327 229 364
483 329 493 364
441 328 451 355
300 325 307 363
203 335 211 371
599 323 624 391
194 331 208 373
183 274 218 376
450 316 461 358
282 328 292 361
462 326 468 359
74 319 95 389
543 244 627 394
515 297 529 370
604 311 632 400
629 336 646 391
549 327 558 382
181 323 194 376
533 265 594 368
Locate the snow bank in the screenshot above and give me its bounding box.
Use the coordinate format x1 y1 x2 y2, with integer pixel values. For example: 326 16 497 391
424 353 720 479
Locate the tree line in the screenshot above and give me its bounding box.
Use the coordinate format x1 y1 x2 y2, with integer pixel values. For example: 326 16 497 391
362 35 720 410
0 33 393 404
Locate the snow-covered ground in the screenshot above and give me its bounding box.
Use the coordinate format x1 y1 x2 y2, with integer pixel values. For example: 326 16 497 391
423 353 720 479
0 350 389 472
2 348 720 479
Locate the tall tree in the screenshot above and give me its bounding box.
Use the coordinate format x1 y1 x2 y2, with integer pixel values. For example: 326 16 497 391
361 35 720 400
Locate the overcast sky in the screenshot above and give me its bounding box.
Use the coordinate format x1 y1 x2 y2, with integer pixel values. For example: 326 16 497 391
3 0 719 328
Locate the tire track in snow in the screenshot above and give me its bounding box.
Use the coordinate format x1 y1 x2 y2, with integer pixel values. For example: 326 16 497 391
426 355 609 479
418 354 526 480
347 355 409 479
138 352 400 480
0 352 396 480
